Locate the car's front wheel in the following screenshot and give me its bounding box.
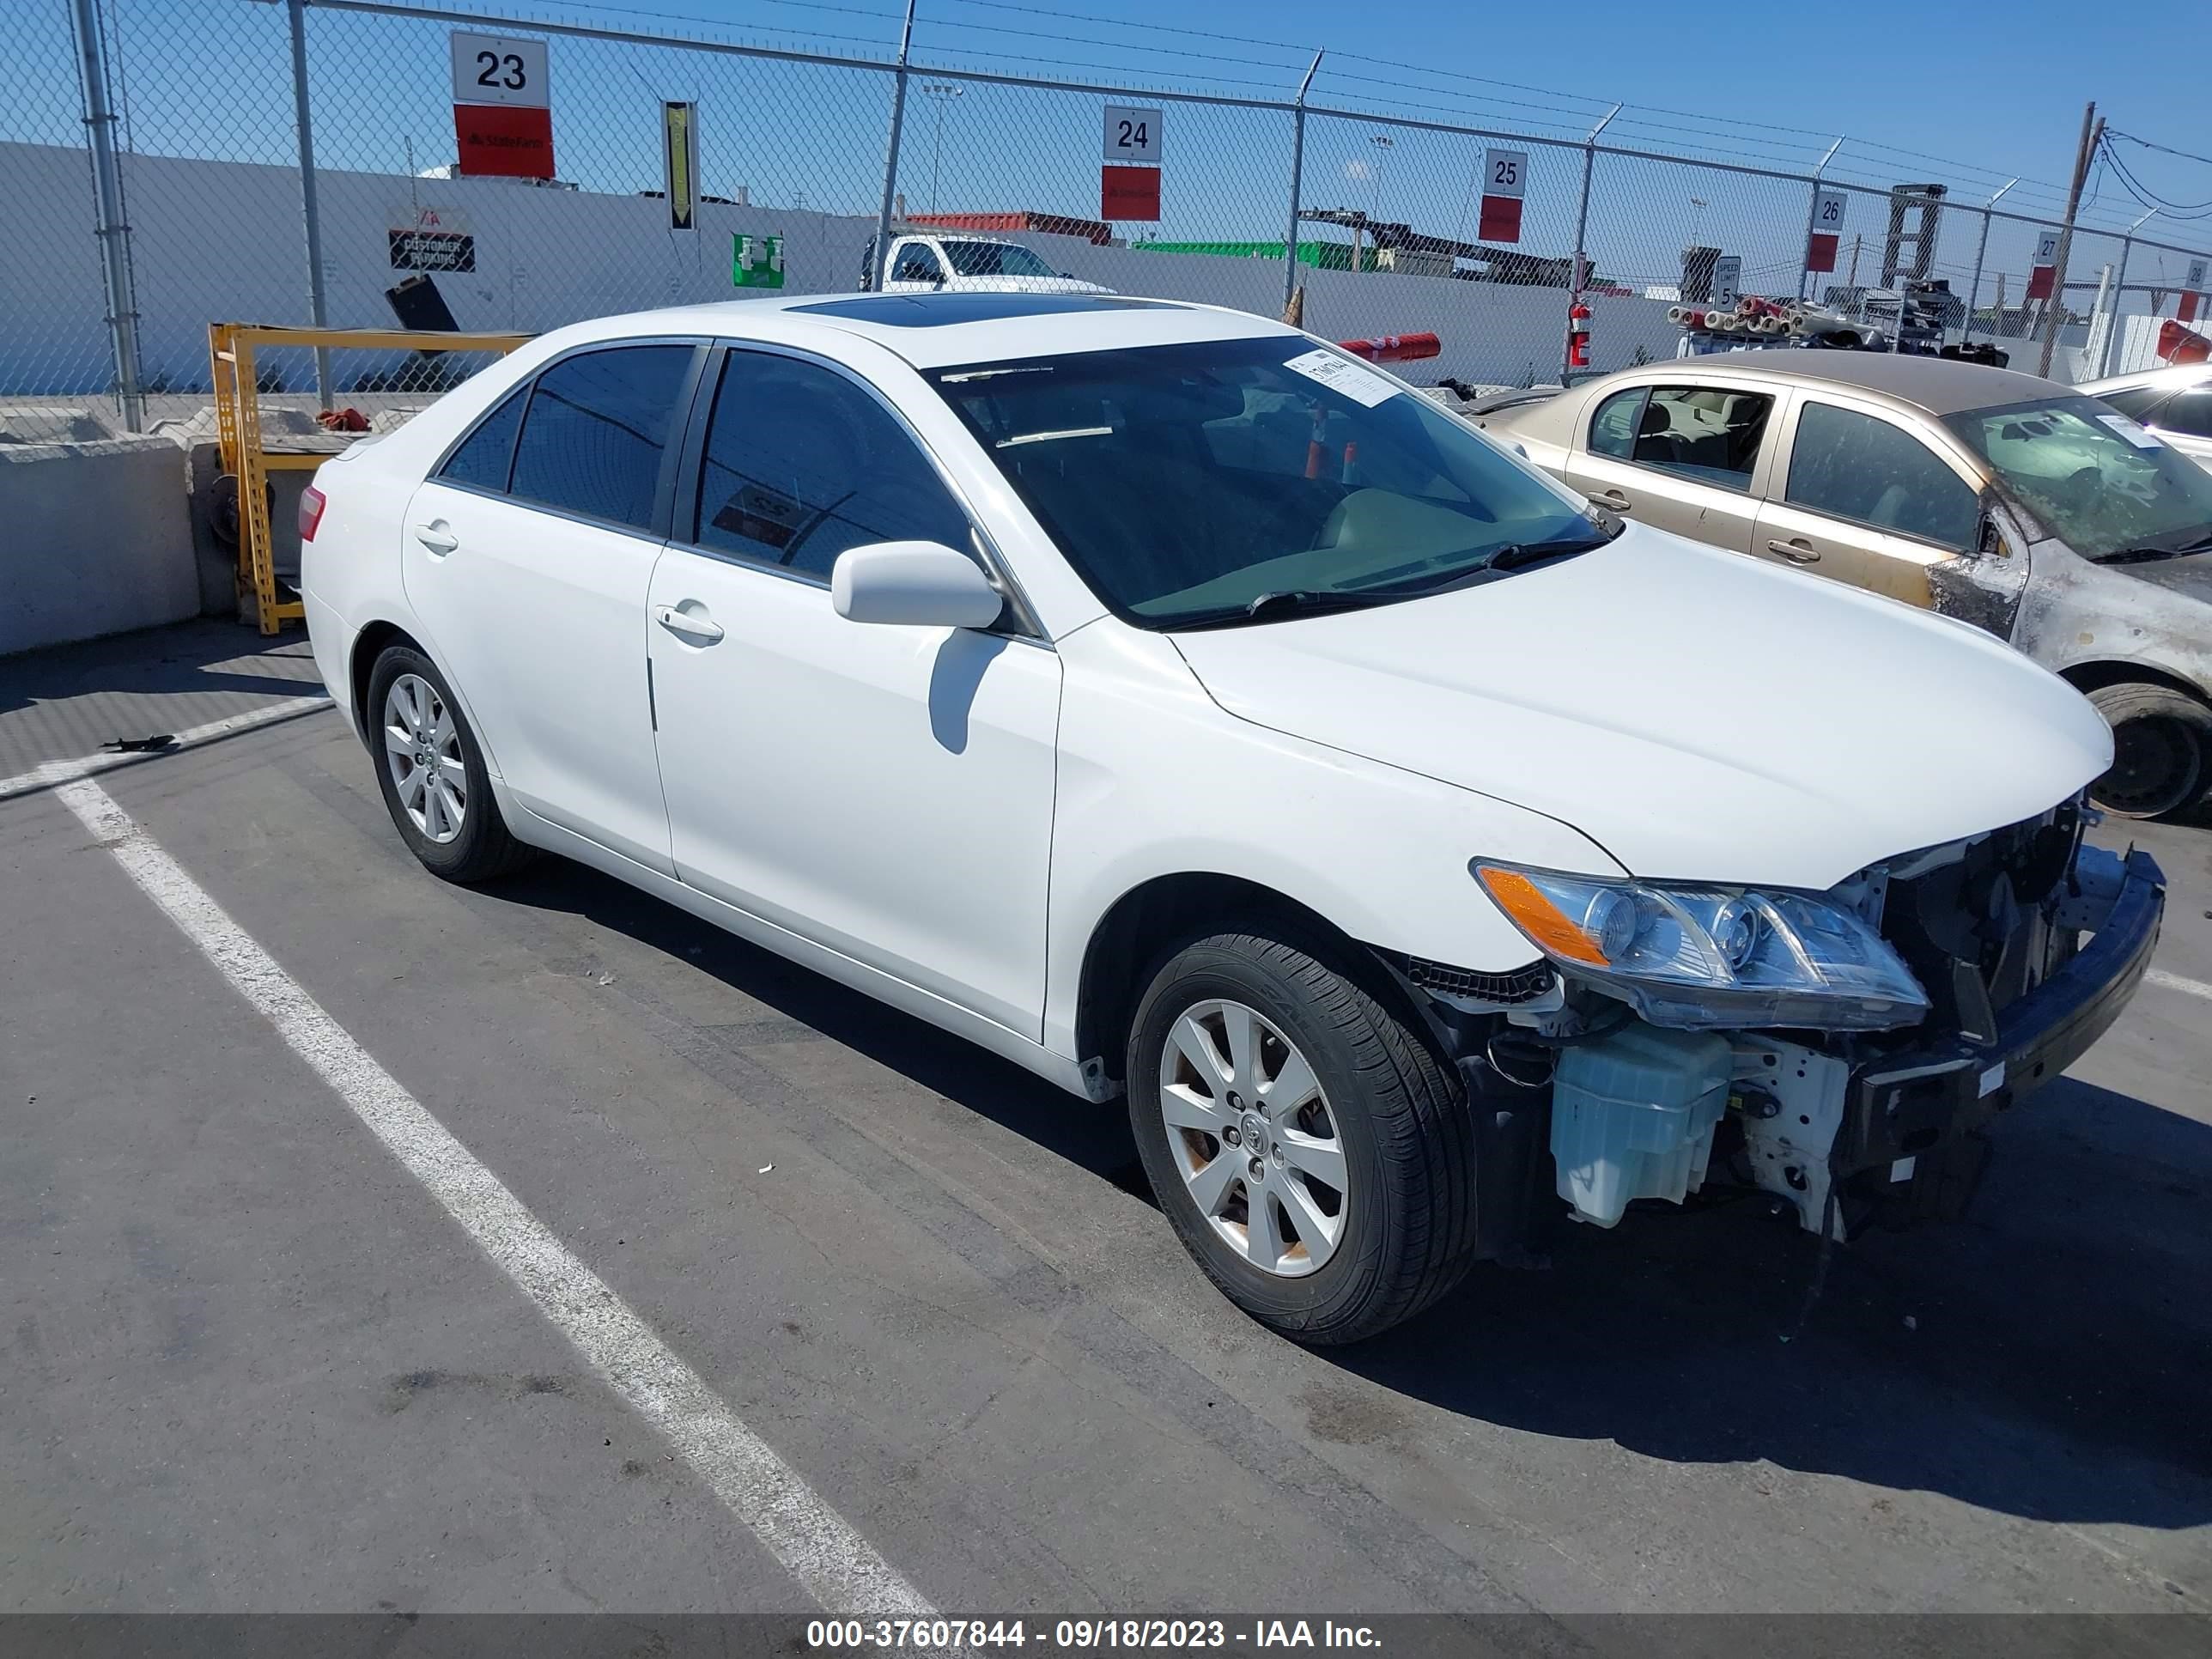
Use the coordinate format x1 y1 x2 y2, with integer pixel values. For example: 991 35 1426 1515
366 644 535 884
2087 681 2212 819
1127 928 1481 1345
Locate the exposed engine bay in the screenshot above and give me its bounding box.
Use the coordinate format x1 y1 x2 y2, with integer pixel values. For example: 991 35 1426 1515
1397 798 2163 1254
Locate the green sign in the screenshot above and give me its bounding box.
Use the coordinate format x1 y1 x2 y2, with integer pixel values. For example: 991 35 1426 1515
732 233 784 289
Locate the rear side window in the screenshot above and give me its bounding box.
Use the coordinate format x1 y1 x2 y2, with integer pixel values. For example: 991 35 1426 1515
692 349 970 580
438 386 526 491
1786 402 1979 548
1588 387 1646 459
1629 386 1772 489
2097 385 2170 422
509 345 695 531
891 244 946 284
2151 386 2212 440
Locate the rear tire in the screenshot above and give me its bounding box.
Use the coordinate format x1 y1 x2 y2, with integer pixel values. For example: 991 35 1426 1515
2086 681 2212 819
366 645 536 884
1127 928 1480 1345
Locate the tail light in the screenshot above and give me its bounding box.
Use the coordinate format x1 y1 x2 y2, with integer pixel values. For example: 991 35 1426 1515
299 483 327 543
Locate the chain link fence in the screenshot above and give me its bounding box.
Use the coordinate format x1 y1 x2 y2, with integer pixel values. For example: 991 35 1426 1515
9 0 2212 445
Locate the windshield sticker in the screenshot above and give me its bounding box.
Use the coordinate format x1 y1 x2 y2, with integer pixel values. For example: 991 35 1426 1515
1282 348 1400 408
2098 413 2165 450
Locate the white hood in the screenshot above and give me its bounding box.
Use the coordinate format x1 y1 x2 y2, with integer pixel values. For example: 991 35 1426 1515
1170 528 2112 890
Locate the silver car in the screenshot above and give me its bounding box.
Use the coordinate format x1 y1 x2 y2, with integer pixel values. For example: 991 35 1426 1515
2078 362 2212 471
1480 352 2212 817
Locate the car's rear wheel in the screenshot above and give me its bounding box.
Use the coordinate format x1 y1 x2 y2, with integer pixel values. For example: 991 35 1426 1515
1127 929 1480 1345
366 645 535 883
2086 681 2212 819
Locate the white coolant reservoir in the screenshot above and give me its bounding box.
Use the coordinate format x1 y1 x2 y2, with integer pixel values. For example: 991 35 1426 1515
1550 1024 1733 1227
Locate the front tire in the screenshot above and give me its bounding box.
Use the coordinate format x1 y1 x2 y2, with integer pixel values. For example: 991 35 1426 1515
2087 681 2212 819
1127 929 1480 1345
366 645 535 884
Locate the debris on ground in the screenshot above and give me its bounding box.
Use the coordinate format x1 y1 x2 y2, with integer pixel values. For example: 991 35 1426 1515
102 734 177 753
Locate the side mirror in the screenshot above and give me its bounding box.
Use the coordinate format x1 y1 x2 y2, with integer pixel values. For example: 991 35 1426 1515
832 541 1006 629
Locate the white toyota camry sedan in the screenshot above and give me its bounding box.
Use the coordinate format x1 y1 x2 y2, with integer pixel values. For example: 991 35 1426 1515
303 291 2163 1344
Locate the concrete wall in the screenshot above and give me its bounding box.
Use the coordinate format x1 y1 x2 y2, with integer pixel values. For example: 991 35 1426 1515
0 439 199 657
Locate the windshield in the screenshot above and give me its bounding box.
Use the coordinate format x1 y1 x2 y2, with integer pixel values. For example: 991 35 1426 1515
1943 394 2212 559
941 240 1057 278
928 337 1602 628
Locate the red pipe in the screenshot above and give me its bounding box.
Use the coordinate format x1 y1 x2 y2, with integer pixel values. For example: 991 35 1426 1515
1336 331 1441 362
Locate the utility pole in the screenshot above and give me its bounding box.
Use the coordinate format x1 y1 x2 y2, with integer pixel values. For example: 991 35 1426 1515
2039 100 2101 378
70 0 143 431
921 82 961 214
870 0 917 290
1847 234 1862 288
1993 271 2007 338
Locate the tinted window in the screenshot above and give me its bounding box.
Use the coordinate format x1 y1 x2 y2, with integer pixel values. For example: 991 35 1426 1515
2097 385 2170 422
1786 402 1979 547
891 245 945 283
2152 386 2212 440
509 345 694 531
940 240 1055 278
1589 387 1645 459
1629 386 1772 489
694 351 970 580
438 386 526 491
930 337 1601 629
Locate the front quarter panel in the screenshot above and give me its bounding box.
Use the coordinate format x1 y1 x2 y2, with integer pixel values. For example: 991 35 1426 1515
2012 538 2212 696
1041 622 1626 1062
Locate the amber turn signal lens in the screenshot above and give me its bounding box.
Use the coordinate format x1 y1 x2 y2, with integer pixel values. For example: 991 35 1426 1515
1474 866 1609 966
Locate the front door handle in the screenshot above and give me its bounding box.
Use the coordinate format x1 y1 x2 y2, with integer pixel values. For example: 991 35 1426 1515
1767 538 1822 564
1592 489 1632 512
654 603 725 644
414 522 458 555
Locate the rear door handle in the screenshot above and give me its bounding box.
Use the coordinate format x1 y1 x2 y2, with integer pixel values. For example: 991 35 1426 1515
654 603 725 644
414 522 458 555
1767 538 1822 564
1592 489 1632 512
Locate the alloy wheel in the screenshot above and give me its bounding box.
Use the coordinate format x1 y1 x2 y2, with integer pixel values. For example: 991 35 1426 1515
382 672 468 845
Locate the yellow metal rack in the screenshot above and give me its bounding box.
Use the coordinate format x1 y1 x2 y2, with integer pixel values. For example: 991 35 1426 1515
208 325 531 635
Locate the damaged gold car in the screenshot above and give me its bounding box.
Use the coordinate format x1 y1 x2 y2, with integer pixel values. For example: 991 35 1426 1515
1477 354 2212 817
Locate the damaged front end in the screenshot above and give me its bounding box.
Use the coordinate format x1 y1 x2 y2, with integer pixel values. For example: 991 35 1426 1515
1405 802 2165 1253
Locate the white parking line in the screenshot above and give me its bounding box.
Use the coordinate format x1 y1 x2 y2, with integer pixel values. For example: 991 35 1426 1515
0 694 334 801
52 773 938 1620
2147 968 2212 1002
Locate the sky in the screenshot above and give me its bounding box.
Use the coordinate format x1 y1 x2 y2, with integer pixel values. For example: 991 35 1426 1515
11 0 2212 301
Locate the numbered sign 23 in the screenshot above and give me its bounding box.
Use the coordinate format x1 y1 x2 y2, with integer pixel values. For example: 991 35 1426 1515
1479 149 1528 243
1103 105 1162 164
451 32 550 108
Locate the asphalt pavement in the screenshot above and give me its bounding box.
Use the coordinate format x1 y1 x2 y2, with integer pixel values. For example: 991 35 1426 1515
1 623 2207 1633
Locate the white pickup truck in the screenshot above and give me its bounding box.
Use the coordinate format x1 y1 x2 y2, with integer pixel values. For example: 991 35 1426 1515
860 229 1112 295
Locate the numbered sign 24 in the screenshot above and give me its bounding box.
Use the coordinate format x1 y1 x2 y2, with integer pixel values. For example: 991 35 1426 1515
1479 149 1527 243
451 32 550 108
1103 105 1162 164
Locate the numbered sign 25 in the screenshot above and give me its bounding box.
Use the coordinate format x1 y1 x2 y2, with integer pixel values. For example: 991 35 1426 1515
451 31 550 109
1103 105 1162 165
1484 148 1528 200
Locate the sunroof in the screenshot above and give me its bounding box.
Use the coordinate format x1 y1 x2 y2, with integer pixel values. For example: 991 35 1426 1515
793 293 1182 326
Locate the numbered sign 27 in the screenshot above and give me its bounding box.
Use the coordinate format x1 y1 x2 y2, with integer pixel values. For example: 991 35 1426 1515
1478 149 1528 243
1102 105 1162 164
451 32 549 107
2026 229 2060 301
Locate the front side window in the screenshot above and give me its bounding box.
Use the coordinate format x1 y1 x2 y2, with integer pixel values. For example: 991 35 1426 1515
438 386 526 492
939 240 1056 279
1627 386 1772 489
1588 387 1646 459
2151 386 2212 440
1943 394 2212 559
929 337 1605 629
509 344 696 532
1785 402 1979 548
2096 385 2170 422
693 350 970 581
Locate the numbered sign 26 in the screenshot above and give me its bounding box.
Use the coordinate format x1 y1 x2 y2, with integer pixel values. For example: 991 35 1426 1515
1103 105 1162 164
1479 149 1528 243
1807 190 1845 274
451 32 549 107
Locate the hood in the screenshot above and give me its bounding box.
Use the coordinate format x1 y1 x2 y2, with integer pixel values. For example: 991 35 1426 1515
2123 548 2212 605
1170 527 2112 890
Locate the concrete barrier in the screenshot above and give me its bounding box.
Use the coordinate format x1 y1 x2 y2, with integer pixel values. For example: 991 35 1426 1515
0 436 199 658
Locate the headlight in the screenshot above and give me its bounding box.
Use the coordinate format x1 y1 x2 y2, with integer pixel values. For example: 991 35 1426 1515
1472 863 1929 1031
